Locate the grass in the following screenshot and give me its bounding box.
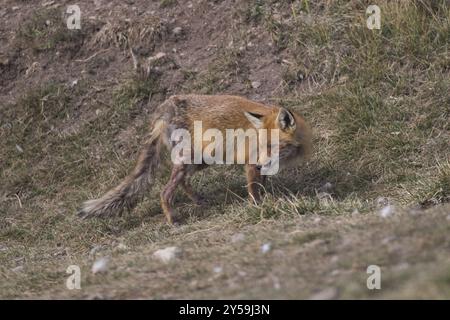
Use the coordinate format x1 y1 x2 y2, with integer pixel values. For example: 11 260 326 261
1 0 450 299
184 46 249 94
160 0 178 8
16 8 87 55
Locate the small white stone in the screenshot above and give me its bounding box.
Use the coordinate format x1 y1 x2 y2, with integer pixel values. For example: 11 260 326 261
261 242 271 254
172 27 182 36
238 270 247 277
15 144 24 153
379 205 395 218
309 287 338 300
251 81 261 89
317 192 332 200
153 246 181 263
92 257 109 274
213 266 223 273
89 245 102 257
154 52 166 59
116 243 128 251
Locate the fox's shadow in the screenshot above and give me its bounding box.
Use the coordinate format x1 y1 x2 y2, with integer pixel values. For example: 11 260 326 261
109 162 375 231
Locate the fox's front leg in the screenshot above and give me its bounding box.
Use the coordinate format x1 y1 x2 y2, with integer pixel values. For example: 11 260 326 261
160 164 186 224
245 164 265 203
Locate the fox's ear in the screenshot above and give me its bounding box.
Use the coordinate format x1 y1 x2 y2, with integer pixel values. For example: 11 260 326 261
277 108 296 131
244 111 264 129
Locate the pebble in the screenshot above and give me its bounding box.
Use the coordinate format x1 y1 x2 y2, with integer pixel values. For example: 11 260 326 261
153 246 181 263
92 257 109 274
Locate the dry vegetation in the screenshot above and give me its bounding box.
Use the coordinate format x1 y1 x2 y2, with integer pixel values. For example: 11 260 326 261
0 0 449 299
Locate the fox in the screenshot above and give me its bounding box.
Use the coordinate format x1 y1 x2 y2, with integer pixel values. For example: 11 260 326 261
78 94 312 224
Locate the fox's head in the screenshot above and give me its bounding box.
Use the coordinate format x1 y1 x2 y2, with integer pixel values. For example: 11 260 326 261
244 108 312 171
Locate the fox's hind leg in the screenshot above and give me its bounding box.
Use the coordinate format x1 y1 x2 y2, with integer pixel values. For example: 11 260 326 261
160 164 187 224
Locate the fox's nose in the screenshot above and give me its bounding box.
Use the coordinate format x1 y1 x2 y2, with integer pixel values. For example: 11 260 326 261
256 165 262 171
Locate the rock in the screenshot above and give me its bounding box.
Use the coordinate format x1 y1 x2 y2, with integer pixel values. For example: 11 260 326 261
261 242 271 254
116 243 128 251
376 196 389 207
154 52 167 60
381 236 396 244
213 266 223 273
147 52 167 65
251 81 261 89
309 287 338 300
172 27 183 36
15 145 23 153
379 205 395 218
271 275 281 290
322 182 333 191
92 257 109 274
231 233 245 243
317 192 332 200
153 246 181 263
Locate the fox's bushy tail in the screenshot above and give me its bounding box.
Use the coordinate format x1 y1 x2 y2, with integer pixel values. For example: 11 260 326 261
78 120 166 218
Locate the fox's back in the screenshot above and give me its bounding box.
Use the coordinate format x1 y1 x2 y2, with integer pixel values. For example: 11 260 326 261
163 95 277 132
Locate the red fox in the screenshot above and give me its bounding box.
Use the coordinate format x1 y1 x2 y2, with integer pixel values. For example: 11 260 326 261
78 95 312 224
